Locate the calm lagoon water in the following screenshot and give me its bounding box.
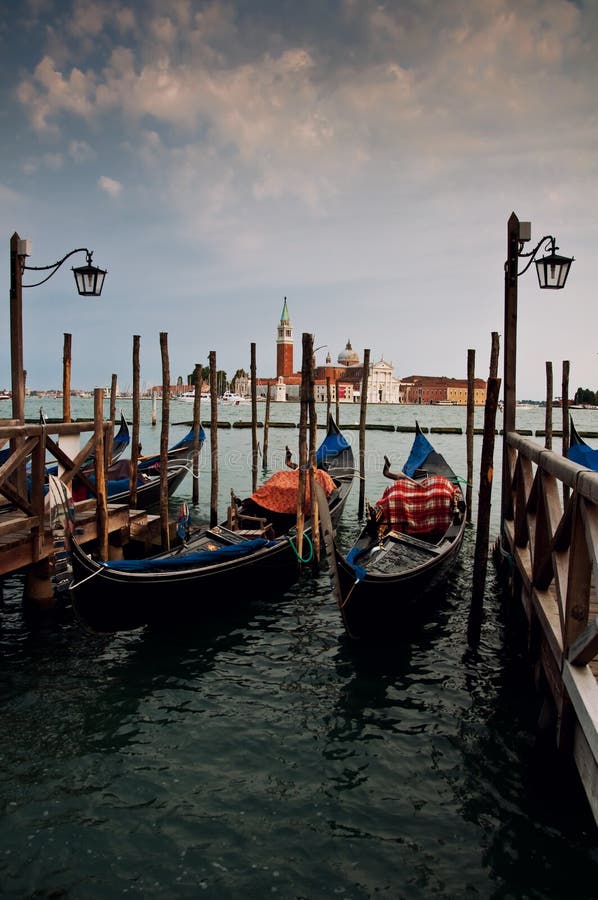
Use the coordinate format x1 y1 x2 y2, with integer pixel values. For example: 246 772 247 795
1 399 598 898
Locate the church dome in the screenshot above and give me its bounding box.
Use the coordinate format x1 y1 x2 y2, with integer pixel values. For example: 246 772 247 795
338 339 360 367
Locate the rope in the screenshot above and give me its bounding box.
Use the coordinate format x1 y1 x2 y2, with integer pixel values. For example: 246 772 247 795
287 531 313 564
69 565 105 589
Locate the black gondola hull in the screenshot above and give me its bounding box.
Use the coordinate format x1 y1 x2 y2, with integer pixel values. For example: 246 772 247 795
334 531 464 641
68 416 353 633
330 422 466 642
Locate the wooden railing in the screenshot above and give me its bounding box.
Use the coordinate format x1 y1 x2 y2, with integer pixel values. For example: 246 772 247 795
503 430 598 666
0 420 103 561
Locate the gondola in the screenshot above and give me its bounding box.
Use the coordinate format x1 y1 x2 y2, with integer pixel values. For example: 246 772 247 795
65 416 353 633
567 417 598 471
322 423 466 642
71 425 205 508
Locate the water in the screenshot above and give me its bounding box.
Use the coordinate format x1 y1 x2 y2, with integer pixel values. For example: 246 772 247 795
2 400 598 897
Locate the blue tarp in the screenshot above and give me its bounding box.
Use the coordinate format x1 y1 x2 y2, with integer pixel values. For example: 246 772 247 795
346 547 367 582
402 430 434 478
568 443 598 471
316 430 351 465
102 537 275 571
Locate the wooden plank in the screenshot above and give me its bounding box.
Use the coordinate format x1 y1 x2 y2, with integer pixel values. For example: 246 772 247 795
573 724 598 827
563 660 598 763
570 621 598 667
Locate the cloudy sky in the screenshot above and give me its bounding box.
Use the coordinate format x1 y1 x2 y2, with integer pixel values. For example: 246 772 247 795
1 0 596 398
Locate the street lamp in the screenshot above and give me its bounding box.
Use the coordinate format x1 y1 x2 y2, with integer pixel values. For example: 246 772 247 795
9 232 107 424
501 212 574 522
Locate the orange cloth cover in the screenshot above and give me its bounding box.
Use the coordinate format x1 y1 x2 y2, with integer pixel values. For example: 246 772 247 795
250 468 336 515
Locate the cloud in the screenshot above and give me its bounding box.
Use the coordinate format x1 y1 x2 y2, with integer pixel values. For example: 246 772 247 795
98 175 123 197
68 139 95 162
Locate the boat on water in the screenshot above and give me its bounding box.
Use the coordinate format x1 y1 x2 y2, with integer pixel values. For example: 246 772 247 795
220 391 249 404
320 423 466 642
173 390 210 403
567 417 598 471
65 416 354 633
71 425 205 508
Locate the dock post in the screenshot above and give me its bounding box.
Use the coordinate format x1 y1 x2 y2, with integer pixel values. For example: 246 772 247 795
357 349 370 519
262 387 271 471
23 559 55 608
105 373 117 471
469 373 501 645
24 427 54 607
251 342 258 493
562 360 570 507
307 334 320 569
466 349 475 523
501 212 520 529
192 363 202 506
62 333 72 423
94 388 109 561
159 333 170 550
296 334 310 564
545 362 553 449
209 351 219 527
131 336 141 507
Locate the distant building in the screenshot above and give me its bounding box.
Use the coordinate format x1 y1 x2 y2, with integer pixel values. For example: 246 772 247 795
401 375 487 405
276 297 294 379
252 302 486 404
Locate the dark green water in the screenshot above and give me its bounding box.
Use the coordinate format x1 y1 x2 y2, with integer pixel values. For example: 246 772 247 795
1 400 598 897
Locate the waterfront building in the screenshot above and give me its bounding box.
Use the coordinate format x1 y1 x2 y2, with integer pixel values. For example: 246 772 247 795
402 375 487 405
253 302 486 404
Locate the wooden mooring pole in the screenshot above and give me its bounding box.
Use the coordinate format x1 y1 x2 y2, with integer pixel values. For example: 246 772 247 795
307 335 320 570
357 349 370 519
562 360 570 507
209 351 218 527
466 349 475 523
159 333 170 550
251 342 258 493
469 371 501 645
545 361 553 449
192 363 202 506
295 334 310 564
105 373 117 471
262 387 271 472
94 388 109 561
131 336 140 507
62 333 72 423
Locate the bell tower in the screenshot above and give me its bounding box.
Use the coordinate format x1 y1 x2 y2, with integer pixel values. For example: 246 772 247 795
276 297 293 378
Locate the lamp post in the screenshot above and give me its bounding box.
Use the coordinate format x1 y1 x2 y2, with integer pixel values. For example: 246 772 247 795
9 232 107 424
501 212 574 524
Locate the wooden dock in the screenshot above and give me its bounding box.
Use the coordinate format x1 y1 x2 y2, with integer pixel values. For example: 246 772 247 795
0 501 160 576
0 417 163 603
498 429 598 825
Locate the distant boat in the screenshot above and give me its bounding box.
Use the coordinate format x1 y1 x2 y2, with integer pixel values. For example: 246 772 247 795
173 390 210 403
220 391 249 405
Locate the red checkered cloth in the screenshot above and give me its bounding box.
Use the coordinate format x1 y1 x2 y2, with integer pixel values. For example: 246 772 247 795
376 475 457 535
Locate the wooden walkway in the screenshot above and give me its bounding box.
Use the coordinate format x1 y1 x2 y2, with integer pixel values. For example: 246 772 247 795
500 430 598 825
0 418 161 598
0 501 160 578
